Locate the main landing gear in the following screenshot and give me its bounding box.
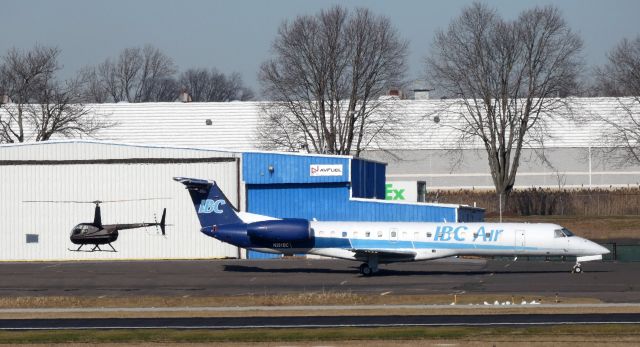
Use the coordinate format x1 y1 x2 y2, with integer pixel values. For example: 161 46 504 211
359 254 379 276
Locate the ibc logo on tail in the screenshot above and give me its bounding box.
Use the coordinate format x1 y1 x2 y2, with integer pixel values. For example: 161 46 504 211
199 199 225 214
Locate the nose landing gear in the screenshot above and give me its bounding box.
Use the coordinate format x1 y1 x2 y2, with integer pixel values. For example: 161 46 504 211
572 263 582 274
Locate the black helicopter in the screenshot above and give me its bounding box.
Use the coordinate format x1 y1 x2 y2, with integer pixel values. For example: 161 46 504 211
24 199 167 252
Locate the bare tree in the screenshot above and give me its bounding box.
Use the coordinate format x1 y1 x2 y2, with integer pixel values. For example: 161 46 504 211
84 45 176 102
593 36 640 164
426 3 583 200
78 66 108 103
259 6 408 155
0 45 110 143
153 77 181 102
135 45 177 102
179 68 253 102
0 45 58 142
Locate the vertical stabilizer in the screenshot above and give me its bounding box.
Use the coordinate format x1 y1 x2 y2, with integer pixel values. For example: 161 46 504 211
173 177 243 227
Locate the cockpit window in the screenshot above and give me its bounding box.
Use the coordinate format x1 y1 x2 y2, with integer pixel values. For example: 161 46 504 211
561 228 574 237
554 228 575 238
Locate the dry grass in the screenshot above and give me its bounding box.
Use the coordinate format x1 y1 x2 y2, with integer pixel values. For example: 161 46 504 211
484 215 640 241
0 293 598 309
0 293 621 320
430 187 640 216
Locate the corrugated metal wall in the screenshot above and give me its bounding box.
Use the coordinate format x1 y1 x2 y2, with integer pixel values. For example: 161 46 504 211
247 183 457 222
0 142 240 261
243 152 351 184
351 158 386 199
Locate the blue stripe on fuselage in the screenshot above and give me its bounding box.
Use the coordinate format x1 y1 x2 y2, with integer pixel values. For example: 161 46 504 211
315 237 538 251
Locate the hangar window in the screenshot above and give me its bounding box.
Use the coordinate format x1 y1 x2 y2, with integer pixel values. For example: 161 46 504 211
26 234 39 244
342 231 347 238
365 231 371 238
377 231 383 238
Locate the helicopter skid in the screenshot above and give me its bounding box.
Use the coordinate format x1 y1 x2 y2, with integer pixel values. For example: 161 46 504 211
69 243 118 252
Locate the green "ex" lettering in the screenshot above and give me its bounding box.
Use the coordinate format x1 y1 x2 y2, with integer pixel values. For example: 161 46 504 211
385 183 406 200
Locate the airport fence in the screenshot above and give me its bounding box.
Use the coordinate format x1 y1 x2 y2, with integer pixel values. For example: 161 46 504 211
427 187 640 216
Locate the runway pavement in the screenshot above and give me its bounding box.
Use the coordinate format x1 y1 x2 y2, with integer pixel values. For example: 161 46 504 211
3 313 640 330
1 258 639 302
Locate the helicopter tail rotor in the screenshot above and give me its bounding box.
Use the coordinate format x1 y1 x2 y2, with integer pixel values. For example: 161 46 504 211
160 208 166 235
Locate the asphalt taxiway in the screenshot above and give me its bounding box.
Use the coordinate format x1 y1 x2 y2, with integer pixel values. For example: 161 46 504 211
1 258 638 302
3 313 640 330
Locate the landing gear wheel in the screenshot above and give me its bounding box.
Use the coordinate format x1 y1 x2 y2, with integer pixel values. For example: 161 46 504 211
359 263 373 276
572 264 582 274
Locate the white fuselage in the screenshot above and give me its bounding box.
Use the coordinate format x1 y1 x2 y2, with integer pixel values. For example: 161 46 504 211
249 221 608 262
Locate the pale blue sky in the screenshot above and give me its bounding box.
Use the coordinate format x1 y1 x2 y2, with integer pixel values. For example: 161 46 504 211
2 0 639 93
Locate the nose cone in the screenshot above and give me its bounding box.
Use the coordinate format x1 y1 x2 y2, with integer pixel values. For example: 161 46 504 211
584 238 609 255
593 242 610 255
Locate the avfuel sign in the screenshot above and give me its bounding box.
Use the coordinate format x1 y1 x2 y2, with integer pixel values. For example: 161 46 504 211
385 181 418 202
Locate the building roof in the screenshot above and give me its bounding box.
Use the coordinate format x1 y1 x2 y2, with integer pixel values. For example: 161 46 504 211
1 97 637 150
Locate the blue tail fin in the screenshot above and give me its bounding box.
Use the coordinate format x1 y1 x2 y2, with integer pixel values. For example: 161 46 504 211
174 177 243 227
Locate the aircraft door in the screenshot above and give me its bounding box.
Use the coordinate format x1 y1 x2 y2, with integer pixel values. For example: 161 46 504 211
515 230 526 251
390 228 399 243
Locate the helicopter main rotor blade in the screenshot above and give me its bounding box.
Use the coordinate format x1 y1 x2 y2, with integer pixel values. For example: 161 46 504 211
22 200 93 204
97 198 171 203
23 198 171 204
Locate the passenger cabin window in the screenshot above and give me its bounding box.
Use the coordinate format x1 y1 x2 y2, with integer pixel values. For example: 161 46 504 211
365 231 371 238
391 231 397 238
414 232 419 240
426 232 432 238
377 231 383 238
342 231 347 238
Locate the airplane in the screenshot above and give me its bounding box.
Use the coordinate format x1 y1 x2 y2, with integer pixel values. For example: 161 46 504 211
174 177 610 276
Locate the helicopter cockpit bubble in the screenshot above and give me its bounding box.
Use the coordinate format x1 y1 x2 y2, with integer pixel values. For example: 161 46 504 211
70 224 90 236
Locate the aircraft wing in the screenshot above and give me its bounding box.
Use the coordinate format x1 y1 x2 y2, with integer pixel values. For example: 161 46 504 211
351 248 417 262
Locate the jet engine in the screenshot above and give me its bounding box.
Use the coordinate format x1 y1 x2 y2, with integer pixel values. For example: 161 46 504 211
246 219 313 242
